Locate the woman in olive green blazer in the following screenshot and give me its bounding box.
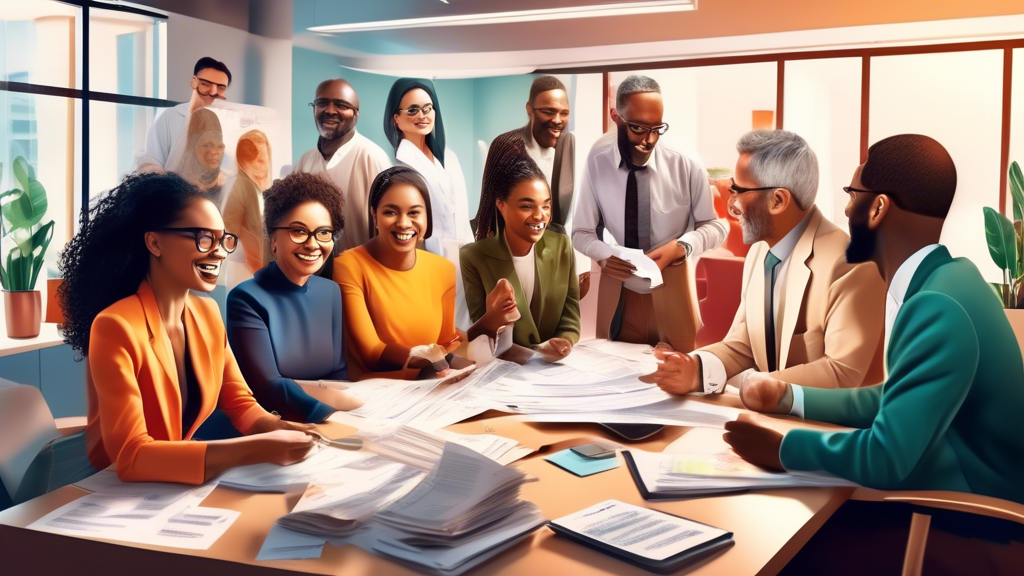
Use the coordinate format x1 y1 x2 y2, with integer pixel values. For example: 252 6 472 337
461 151 580 361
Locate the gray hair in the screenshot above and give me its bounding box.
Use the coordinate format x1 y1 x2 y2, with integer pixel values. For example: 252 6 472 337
616 75 661 110
736 130 819 210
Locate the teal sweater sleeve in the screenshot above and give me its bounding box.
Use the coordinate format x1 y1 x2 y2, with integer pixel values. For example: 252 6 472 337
780 292 979 487
801 384 883 429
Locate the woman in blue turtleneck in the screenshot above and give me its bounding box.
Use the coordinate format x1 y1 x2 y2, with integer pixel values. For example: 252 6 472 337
224 172 348 424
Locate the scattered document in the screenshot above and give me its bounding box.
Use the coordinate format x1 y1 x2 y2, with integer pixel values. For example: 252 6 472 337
519 398 742 428
544 449 620 477
256 524 326 561
550 499 730 562
466 325 514 367
217 444 372 493
610 246 664 289
625 448 857 498
28 483 237 550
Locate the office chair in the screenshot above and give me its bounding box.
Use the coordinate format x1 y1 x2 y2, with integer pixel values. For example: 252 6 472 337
0 378 94 511
851 488 1024 576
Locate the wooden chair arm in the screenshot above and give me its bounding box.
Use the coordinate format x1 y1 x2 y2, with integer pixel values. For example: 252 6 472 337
851 487 1024 525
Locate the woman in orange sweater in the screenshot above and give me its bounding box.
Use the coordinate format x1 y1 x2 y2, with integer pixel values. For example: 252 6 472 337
58 173 317 484
334 167 520 380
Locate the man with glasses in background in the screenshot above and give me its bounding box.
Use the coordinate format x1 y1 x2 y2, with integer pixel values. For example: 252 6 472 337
136 57 232 173
294 78 391 258
476 76 594 296
573 75 727 352
640 130 886 396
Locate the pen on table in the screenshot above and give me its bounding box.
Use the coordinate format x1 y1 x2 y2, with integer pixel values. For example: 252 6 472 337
310 431 363 451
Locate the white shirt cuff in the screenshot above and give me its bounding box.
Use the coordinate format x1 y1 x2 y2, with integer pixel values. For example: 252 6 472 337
692 351 727 394
789 385 805 418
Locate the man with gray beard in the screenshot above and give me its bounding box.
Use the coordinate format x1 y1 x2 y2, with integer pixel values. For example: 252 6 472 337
641 130 886 394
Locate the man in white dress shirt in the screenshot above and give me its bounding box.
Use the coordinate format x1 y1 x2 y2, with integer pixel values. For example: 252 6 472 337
294 78 391 254
572 75 728 352
136 57 231 172
640 130 885 395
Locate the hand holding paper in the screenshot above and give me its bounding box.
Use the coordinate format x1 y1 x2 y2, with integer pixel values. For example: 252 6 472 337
534 337 573 362
609 246 664 289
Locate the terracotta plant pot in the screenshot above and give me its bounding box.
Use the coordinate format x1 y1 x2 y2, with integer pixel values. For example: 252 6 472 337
4 290 42 338
45 278 64 324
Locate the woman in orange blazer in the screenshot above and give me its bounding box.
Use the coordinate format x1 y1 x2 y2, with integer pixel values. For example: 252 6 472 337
58 173 317 484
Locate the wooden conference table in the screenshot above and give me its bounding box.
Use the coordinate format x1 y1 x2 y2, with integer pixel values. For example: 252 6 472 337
0 393 851 576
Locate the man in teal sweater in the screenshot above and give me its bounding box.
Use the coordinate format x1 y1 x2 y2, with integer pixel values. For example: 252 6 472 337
725 134 1024 505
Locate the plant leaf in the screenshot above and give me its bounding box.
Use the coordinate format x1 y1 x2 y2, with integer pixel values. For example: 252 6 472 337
1011 161 1024 222
27 220 54 290
12 156 30 192
984 206 1018 276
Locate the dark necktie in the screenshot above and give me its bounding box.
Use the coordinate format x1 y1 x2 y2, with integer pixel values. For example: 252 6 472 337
624 165 647 249
764 251 782 372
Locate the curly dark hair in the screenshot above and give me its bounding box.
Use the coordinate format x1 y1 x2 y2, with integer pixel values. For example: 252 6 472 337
367 166 433 240
58 172 207 355
262 172 345 238
474 145 547 240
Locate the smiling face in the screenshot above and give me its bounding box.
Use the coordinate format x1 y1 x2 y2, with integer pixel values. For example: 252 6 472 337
528 89 570 149
373 182 428 255
393 88 434 139
616 91 664 165
196 130 225 171
314 79 359 140
498 178 551 247
149 198 228 292
271 201 335 285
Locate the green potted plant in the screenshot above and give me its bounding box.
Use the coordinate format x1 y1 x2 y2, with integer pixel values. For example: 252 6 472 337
0 157 55 338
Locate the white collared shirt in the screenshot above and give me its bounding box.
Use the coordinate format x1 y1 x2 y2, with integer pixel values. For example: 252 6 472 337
694 211 815 394
395 139 474 254
572 131 727 293
789 243 942 417
523 126 556 187
294 130 392 251
137 103 190 171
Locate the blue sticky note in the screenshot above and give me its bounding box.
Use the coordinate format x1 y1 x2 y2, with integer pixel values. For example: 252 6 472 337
545 448 620 477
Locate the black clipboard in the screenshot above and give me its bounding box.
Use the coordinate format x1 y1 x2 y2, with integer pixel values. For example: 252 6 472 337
623 450 750 500
548 506 734 574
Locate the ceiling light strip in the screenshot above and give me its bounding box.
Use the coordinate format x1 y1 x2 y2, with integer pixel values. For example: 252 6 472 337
309 0 695 34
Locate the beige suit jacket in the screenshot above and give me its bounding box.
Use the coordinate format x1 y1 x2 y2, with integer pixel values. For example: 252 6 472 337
701 208 886 388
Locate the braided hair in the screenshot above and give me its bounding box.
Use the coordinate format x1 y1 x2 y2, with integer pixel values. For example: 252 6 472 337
474 143 547 241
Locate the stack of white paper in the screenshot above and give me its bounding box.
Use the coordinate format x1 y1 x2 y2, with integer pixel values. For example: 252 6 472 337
350 422 533 470
370 442 545 575
628 449 857 497
277 460 425 537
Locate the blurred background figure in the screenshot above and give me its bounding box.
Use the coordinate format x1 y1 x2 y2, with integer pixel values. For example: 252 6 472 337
222 129 272 288
170 108 227 207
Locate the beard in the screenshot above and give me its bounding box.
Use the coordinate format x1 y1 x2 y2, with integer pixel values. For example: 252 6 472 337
316 114 352 140
845 218 877 264
739 195 773 244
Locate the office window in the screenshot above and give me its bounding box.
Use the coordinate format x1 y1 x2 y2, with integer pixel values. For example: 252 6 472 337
89 7 165 98
609 63 778 173
870 50 1004 282
784 58 862 230
88 101 158 199
1 0 80 89
1009 49 1024 215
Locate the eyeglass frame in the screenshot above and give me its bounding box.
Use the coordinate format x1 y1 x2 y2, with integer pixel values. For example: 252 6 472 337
729 180 787 195
155 227 238 253
395 104 435 117
193 76 228 94
843 186 905 210
271 226 340 245
621 118 669 136
309 99 359 113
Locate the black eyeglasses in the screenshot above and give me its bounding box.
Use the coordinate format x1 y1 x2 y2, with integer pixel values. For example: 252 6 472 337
156 227 237 253
843 186 904 209
623 120 669 136
729 180 785 194
309 99 358 113
272 227 338 245
396 104 434 117
193 76 228 98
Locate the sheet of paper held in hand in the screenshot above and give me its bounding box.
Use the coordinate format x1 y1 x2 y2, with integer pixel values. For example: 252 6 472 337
610 245 664 289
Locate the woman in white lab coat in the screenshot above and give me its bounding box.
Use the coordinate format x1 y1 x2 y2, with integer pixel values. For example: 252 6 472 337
384 78 474 328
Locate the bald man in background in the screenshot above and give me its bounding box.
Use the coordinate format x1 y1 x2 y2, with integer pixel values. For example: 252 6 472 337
294 79 391 253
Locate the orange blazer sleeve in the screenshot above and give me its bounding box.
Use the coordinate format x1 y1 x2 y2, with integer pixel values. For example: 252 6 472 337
219 334 270 436
89 312 207 484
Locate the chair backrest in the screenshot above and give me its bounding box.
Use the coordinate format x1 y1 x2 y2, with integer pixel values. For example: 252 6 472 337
695 253 746 348
0 378 58 504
